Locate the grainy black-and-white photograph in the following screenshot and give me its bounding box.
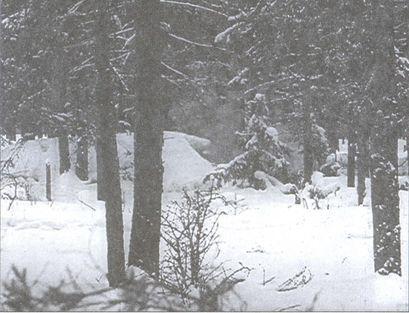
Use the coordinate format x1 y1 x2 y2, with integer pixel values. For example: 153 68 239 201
0 0 408 311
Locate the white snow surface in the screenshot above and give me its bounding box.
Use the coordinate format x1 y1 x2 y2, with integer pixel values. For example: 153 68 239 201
1 133 408 311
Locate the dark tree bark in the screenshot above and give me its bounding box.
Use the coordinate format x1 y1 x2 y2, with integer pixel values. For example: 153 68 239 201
96 140 106 200
46 162 51 201
58 133 71 174
302 94 314 184
407 132 409 180
356 105 371 205
347 107 356 188
94 0 126 287
371 114 400 275
51 38 71 175
5 125 16 141
327 126 338 157
356 132 369 205
75 135 88 181
128 0 165 277
369 0 401 276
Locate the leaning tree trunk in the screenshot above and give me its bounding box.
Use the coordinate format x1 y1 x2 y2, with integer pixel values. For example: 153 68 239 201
302 94 314 184
75 135 88 181
128 0 164 277
58 133 71 174
369 0 401 276
94 0 125 287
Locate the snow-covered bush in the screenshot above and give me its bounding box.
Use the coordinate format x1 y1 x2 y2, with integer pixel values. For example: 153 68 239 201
300 172 341 210
160 186 249 310
206 94 289 189
319 160 341 177
325 151 348 168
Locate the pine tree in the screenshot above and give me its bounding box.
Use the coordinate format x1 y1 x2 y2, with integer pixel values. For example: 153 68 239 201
94 0 126 286
208 93 289 189
369 0 401 276
347 104 356 188
128 0 165 277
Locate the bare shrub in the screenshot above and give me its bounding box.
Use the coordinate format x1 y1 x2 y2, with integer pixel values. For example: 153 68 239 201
0 139 35 209
160 186 250 310
276 267 313 292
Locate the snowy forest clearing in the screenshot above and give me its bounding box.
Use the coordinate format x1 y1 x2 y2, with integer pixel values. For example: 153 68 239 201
1 135 408 311
2 0 409 310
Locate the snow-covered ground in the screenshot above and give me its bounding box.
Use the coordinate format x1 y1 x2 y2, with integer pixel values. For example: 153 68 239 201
1 133 408 311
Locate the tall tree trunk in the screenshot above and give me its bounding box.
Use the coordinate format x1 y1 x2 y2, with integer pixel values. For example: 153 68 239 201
58 133 71 174
96 140 106 200
347 107 356 188
128 0 164 277
4 120 16 141
357 127 369 205
369 0 401 276
302 94 314 184
51 39 70 175
357 105 371 205
94 0 125 287
371 114 400 275
407 127 409 212
6 128 16 141
75 135 88 181
327 125 338 157
406 133 409 182
46 162 51 201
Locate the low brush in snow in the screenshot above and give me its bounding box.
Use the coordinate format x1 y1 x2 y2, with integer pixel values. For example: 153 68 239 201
276 267 313 292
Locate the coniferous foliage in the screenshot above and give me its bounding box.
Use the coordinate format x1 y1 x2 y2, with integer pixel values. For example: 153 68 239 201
206 93 289 189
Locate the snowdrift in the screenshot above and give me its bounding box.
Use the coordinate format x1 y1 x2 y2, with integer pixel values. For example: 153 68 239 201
1 131 214 198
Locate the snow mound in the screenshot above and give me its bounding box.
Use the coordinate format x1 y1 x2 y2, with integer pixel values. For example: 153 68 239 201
163 132 214 191
1 138 60 183
254 171 295 195
1 132 214 196
165 131 211 154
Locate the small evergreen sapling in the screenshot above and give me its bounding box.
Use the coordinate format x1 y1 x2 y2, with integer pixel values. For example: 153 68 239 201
206 94 289 189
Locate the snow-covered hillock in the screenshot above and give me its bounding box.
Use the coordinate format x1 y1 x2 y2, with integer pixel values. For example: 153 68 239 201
1 132 215 199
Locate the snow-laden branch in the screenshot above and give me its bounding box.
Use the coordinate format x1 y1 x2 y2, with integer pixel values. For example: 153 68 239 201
169 33 213 48
169 33 228 52
70 56 94 74
160 0 228 17
68 0 88 15
161 62 190 80
110 63 129 92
